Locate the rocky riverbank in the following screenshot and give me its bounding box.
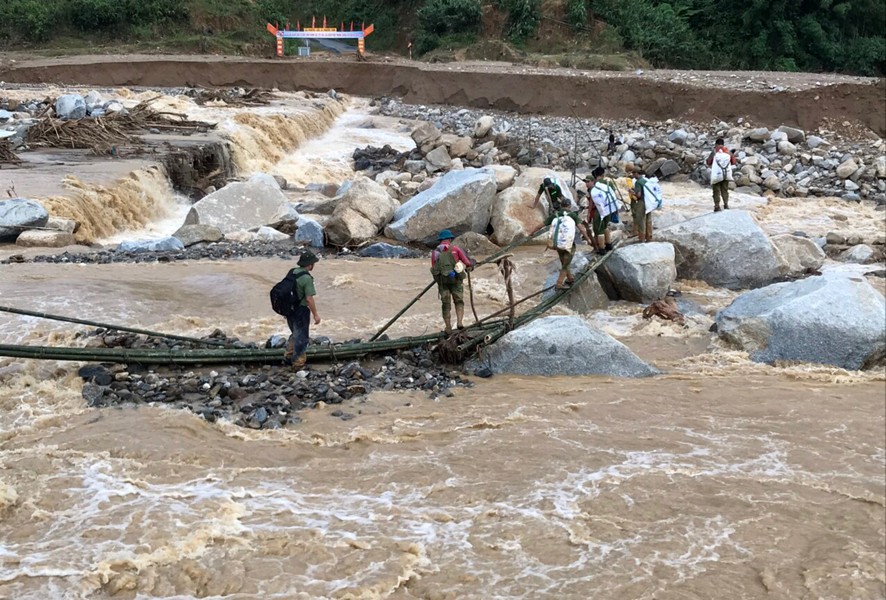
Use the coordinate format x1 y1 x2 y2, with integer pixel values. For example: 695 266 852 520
373 97 886 203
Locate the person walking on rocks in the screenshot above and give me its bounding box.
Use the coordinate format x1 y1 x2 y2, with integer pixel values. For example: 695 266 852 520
586 167 619 254
431 229 474 334
546 207 581 289
280 252 321 370
706 137 736 212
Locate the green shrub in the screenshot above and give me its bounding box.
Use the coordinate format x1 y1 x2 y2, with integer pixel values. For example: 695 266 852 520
418 0 482 37
496 0 540 42
565 0 587 32
0 0 60 42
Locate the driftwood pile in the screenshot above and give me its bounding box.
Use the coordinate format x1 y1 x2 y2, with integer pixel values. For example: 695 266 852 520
0 140 20 164
26 97 216 153
194 88 273 107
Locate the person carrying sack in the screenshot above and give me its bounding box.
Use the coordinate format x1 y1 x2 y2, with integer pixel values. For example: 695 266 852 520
586 166 619 254
626 163 662 242
546 208 581 290
706 137 736 212
270 251 321 370
430 230 475 334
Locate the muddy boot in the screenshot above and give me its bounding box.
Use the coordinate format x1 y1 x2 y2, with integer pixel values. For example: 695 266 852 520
443 315 452 334
291 353 307 371
455 305 465 330
283 336 294 366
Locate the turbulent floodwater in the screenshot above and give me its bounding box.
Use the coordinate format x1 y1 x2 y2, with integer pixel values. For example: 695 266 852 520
0 92 884 599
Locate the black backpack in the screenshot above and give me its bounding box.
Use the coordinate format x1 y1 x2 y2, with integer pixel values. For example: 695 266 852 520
270 270 310 317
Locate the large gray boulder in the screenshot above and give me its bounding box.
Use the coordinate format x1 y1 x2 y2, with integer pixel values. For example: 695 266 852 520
185 181 288 234
716 274 886 370
173 224 223 247
542 252 609 314
600 242 676 303
118 236 184 253
0 198 49 242
55 94 86 120
385 168 497 246
771 234 826 276
325 177 399 246
294 216 324 248
656 210 780 290
471 315 657 377
490 187 547 246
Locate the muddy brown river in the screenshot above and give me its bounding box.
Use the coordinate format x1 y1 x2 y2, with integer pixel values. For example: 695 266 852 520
0 91 883 599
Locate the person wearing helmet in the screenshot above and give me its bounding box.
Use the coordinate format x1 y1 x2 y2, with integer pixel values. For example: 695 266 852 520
282 251 322 370
532 176 566 214
430 229 475 334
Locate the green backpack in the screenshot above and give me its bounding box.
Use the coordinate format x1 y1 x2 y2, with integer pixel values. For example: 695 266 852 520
431 245 458 281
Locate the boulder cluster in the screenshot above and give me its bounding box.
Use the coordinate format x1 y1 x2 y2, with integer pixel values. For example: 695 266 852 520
375 97 886 204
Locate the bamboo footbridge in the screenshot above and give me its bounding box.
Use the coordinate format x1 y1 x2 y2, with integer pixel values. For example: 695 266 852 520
0 232 619 366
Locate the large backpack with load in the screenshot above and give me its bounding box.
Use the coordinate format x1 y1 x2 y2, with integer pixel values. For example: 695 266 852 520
590 182 618 219
270 270 310 316
710 151 734 184
643 177 663 213
431 245 460 282
549 213 576 250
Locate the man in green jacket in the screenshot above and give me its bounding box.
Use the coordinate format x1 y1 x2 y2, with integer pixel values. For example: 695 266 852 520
283 251 322 370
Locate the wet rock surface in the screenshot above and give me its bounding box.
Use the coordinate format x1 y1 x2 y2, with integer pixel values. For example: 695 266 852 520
75 330 472 429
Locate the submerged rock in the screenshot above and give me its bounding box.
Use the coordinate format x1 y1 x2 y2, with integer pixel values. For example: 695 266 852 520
542 252 609 314
117 236 184 253
716 274 886 370
471 315 657 377
358 243 418 259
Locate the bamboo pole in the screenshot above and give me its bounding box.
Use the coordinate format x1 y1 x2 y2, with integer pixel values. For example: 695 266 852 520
368 227 550 342
0 305 228 347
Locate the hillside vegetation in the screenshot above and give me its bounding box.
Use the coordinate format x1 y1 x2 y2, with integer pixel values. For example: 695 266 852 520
0 0 883 76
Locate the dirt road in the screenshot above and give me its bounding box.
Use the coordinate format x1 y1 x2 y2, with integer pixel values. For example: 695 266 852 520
2 54 884 134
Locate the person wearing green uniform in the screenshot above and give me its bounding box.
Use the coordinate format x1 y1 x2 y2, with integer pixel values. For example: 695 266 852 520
431 230 475 334
585 167 618 254
532 177 566 213
626 163 653 242
283 251 321 370
545 209 582 290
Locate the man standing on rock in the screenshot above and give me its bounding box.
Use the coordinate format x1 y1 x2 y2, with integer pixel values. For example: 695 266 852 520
586 167 619 254
706 137 736 212
626 163 657 242
283 251 321 370
431 230 474 334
